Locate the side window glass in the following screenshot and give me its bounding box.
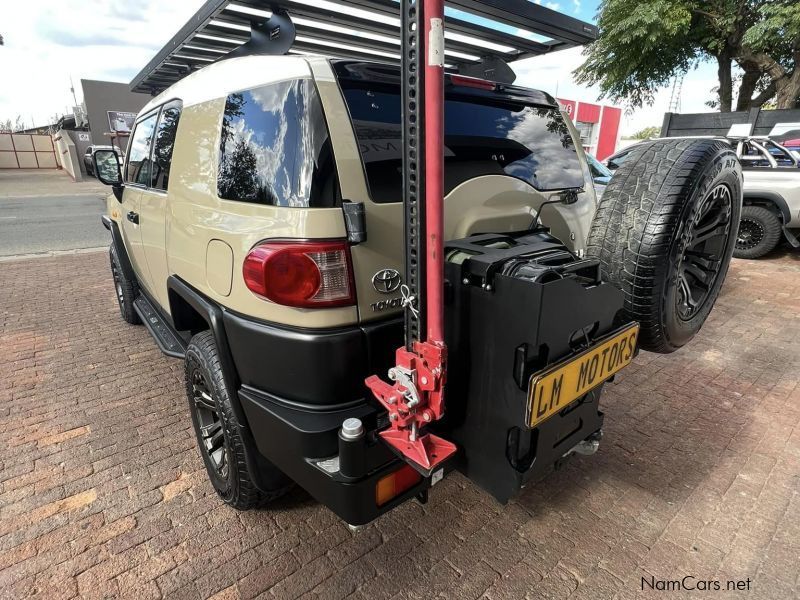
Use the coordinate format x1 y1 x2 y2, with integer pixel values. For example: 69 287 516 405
126 113 157 185
151 103 181 191
218 79 337 207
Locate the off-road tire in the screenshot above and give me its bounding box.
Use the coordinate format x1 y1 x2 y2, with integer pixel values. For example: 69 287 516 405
733 205 782 259
587 139 742 354
109 245 141 325
185 331 291 510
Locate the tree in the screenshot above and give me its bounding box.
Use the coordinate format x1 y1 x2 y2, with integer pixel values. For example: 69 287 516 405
740 1 800 109
629 126 661 140
575 0 800 112
0 116 25 133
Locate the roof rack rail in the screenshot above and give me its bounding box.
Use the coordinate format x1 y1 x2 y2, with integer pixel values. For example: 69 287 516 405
130 0 597 95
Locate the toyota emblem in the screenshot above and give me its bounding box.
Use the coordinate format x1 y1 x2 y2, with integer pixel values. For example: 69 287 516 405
372 269 401 294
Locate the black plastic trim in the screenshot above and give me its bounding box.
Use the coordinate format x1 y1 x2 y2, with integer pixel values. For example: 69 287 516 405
223 310 402 408
105 218 137 283
239 385 441 525
742 190 791 223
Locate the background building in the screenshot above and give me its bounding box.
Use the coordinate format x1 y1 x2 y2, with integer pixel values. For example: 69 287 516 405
557 98 622 160
80 79 150 155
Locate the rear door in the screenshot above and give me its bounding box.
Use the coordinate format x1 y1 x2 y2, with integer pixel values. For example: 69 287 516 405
329 63 588 322
138 101 181 309
121 112 159 290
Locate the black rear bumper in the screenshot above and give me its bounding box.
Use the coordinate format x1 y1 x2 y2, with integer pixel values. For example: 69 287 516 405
223 311 429 525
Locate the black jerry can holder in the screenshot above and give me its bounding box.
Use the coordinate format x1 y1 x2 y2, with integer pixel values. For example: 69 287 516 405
439 231 626 503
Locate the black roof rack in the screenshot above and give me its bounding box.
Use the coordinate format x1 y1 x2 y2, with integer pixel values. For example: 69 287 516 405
130 0 598 95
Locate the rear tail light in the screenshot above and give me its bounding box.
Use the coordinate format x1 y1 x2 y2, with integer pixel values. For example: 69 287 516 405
243 241 355 308
375 464 422 507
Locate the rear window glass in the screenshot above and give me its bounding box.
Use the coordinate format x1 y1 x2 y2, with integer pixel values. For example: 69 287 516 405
218 79 338 207
151 102 181 191
339 83 584 203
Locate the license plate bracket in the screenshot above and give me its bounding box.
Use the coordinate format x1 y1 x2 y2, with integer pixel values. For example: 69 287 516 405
526 323 639 429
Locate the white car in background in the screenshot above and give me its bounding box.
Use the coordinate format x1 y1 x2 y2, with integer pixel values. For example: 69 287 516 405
605 137 800 258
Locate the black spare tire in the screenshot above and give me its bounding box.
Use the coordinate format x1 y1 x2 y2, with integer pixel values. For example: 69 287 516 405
587 139 742 353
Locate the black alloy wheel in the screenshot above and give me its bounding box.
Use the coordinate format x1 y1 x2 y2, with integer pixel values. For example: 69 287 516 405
109 244 141 324
111 259 125 309
676 184 733 321
190 367 229 480
184 331 291 510
736 218 764 251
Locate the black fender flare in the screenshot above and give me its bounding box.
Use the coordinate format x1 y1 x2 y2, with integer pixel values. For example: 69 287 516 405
742 190 790 224
166 276 243 419
166 275 280 491
102 216 137 282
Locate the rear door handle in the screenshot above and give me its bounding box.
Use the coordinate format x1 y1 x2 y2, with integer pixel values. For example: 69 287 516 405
126 211 139 225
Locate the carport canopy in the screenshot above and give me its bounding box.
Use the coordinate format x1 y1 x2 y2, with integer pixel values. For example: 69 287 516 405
130 0 598 95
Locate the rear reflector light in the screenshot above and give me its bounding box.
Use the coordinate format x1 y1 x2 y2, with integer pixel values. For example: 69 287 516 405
243 241 355 308
449 74 496 91
375 464 422 507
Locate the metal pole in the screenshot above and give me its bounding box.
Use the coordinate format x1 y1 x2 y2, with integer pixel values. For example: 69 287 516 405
423 0 446 345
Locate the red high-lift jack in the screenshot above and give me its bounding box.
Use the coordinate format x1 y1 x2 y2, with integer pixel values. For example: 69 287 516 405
365 0 458 476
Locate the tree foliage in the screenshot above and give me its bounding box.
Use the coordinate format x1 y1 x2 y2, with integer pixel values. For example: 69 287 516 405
0 116 26 133
630 126 662 140
575 0 800 111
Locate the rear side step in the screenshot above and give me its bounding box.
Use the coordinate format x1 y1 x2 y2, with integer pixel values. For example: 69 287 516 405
133 295 186 359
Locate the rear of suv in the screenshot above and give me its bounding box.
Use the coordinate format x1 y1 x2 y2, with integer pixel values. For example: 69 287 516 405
94 54 742 525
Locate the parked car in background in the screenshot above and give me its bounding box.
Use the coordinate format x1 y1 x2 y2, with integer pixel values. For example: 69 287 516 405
84 145 123 176
781 138 800 159
586 153 612 199
605 137 800 258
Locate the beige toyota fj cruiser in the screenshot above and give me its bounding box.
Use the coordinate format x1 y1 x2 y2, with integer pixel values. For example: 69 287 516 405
94 53 742 525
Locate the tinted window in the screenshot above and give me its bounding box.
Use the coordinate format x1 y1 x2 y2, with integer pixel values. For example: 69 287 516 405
218 80 337 207
339 83 584 203
126 114 157 185
151 102 181 190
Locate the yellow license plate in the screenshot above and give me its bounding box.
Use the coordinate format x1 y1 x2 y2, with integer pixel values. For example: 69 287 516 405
526 323 639 428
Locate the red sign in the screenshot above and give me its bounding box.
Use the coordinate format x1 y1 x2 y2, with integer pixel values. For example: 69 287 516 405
557 98 576 119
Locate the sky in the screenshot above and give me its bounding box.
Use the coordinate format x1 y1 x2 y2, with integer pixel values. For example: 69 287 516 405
0 0 721 135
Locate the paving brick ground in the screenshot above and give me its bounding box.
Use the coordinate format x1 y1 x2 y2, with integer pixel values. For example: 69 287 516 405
0 250 798 600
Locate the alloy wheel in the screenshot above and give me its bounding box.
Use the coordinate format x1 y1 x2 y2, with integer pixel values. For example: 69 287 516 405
736 218 765 251
190 368 229 479
110 260 125 308
676 184 733 321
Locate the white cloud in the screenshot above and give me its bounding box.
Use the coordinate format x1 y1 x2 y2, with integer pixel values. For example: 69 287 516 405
573 0 582 15
532 0 561 8
0 0 206 127
511 47 721 136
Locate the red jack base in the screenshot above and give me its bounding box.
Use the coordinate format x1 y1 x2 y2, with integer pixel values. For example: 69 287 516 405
380 429 457 477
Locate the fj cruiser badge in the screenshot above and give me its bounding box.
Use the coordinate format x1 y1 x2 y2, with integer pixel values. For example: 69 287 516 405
372 269 401 294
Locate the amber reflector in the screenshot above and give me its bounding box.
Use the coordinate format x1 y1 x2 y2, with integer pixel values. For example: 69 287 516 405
375 464 422 507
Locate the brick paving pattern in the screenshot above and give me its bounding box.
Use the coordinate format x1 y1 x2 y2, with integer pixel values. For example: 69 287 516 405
1 250 798 600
